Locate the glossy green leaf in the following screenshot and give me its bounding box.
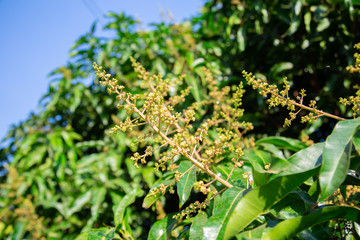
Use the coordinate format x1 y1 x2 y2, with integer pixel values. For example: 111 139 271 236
243 149 271 186
319 118 360 201
352 129 360 156
177 161 197 207
223 168 318 239
256 136 307 152
114 188 144 226
147 214 177 240
270 142 324 180
214 162 247 188
203 187 244 239
243 149 272 173
142 179 173 209
257 143 285 159
262 206 360 240
189 212 208 240
236 224 266 240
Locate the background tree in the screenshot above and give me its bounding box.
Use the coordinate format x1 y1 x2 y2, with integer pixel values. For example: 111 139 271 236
1 1 360 239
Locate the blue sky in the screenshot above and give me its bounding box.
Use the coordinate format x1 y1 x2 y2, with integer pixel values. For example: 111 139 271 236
0 0 203 140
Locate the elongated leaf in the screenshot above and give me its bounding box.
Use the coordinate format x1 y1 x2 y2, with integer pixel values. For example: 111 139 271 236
256 136 307 152
12 221 27 240
243 149 272 186
142 179 173 209
185 73 201 102
214 162 247 188
270 142 324 180
114 188 144 226
91 187 106 219
178 161 197 207
237 28 246 52
75 227 115 240
67 191 92 218
203 187 245 239
262 206 360 240
319 118 360 201
190 212 208 240
236 224 266 240
147 214 177 240
223 168 318 239
243 149 272 173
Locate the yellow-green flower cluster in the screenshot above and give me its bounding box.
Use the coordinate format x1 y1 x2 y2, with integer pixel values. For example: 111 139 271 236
242 70 344 126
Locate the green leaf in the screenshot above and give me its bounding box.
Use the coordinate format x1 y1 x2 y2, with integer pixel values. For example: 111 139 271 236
214 162 247 188
142 179 173 209
91 187 106 219
189 212 208 240
114 188 144 226
191 58 205 69
70 85 83 112
352 129 360 156
25 145 47 169
262 206 360 240
316 18 330 32
203 187 245 239
177 161 197 207
236 224 266 240
256 136 307 152
223 168 319 239
242 149 271 186
67 191 92 218
304 11 311 32
269 63 294 77
185 73 201 102
319 118 360 201
237 28 246 52
12 221 27 240
147 214 177 240
75 227 115 240
56 153 66 181
270 142 324 180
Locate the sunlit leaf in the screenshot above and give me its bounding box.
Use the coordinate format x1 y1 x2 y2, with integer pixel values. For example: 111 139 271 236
148 214 177 240
263 206 360 240
203 187 244 239
319 118 360 201
114 188 144 226
223 168 318 239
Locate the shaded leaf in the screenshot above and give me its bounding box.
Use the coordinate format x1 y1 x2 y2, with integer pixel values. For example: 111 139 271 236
178 161 197 207
143 179 173 209
256 136 307 152
147 214 177 240
262 206 360 240
203 187 244 239
189 212 208 240
114 188 144 226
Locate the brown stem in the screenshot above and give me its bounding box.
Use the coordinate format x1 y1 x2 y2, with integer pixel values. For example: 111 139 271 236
126 98 233 188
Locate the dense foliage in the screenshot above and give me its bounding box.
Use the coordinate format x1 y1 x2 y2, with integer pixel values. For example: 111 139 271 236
1 0 360 239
